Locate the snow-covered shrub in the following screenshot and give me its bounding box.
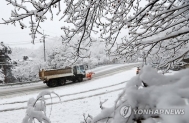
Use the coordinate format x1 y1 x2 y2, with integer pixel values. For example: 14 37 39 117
12 60 48 82
46 44 73 69
22 91 60 123
83 66 189 123
83 41 115 68
0 42 15 83
11 37 116 82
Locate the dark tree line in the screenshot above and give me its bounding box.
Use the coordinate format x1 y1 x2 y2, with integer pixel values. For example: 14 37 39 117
0 42 15 83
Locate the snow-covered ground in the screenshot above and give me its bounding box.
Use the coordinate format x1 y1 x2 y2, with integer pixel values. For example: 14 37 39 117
0 64 138 123
0 63 140 89
87 62 140 73
0 64 185 123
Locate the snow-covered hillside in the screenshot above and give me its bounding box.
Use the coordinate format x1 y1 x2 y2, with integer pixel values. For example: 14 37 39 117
10 37 127 82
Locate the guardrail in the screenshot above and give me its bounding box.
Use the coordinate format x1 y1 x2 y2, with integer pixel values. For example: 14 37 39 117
0 80 41 87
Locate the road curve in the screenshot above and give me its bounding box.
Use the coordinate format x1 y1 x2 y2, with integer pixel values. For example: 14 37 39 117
0 63 140 97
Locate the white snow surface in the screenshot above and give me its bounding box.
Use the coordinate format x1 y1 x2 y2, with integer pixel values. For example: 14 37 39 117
86 62 140 73
1 65 187 123
92 66 189 123
0 64 137 123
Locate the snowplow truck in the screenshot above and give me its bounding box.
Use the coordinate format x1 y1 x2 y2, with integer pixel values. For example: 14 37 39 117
39 65 87 87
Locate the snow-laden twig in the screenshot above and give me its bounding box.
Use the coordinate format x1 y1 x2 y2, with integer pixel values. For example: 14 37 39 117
22 90 61 123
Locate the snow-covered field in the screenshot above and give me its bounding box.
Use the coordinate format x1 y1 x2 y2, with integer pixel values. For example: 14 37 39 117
0 64 138 123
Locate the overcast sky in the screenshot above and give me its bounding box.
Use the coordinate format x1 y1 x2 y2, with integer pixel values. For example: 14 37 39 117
0 1 64 49
0 1 129 50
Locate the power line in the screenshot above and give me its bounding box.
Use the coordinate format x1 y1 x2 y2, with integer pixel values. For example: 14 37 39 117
6 41 40 44
1 30 61 46
0 32 29 35
3 39 40 43
4 40 41 45
6 42 42 46
42 29 62 36
5 40 40 43
7 40 41 43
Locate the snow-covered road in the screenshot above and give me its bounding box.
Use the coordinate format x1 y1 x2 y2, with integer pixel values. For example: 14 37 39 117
0 63 139 123
0 63 140 97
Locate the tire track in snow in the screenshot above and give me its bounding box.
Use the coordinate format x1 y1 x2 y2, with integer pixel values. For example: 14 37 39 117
0 81 126 112
0 80 127 105
0 63 140 112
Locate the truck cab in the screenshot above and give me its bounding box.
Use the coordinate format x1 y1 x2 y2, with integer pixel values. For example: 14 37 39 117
73 65 87 77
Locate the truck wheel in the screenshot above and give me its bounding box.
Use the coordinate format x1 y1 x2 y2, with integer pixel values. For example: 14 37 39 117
49 79 58 87
46 82 51 87
72 78 76 83
78 76 83 82
59 78 66 86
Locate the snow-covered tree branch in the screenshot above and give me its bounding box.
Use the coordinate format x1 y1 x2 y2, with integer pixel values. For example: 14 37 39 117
22 90 60 123
115 0 189 68
80 66 189 123
1 0 189 68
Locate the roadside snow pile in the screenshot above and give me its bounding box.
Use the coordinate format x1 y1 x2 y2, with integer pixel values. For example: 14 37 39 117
85 65 189 123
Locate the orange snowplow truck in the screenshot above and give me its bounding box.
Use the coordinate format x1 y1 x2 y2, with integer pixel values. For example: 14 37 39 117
39 64 88 87
86 72 95 80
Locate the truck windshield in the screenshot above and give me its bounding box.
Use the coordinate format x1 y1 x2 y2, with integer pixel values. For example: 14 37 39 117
80 65 84 70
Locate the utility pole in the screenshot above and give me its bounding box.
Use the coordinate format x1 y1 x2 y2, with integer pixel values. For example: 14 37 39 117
41 31 48 62
43 31 46 62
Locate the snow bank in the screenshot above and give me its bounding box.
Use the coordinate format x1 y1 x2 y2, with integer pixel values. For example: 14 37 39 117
92 66 189 123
